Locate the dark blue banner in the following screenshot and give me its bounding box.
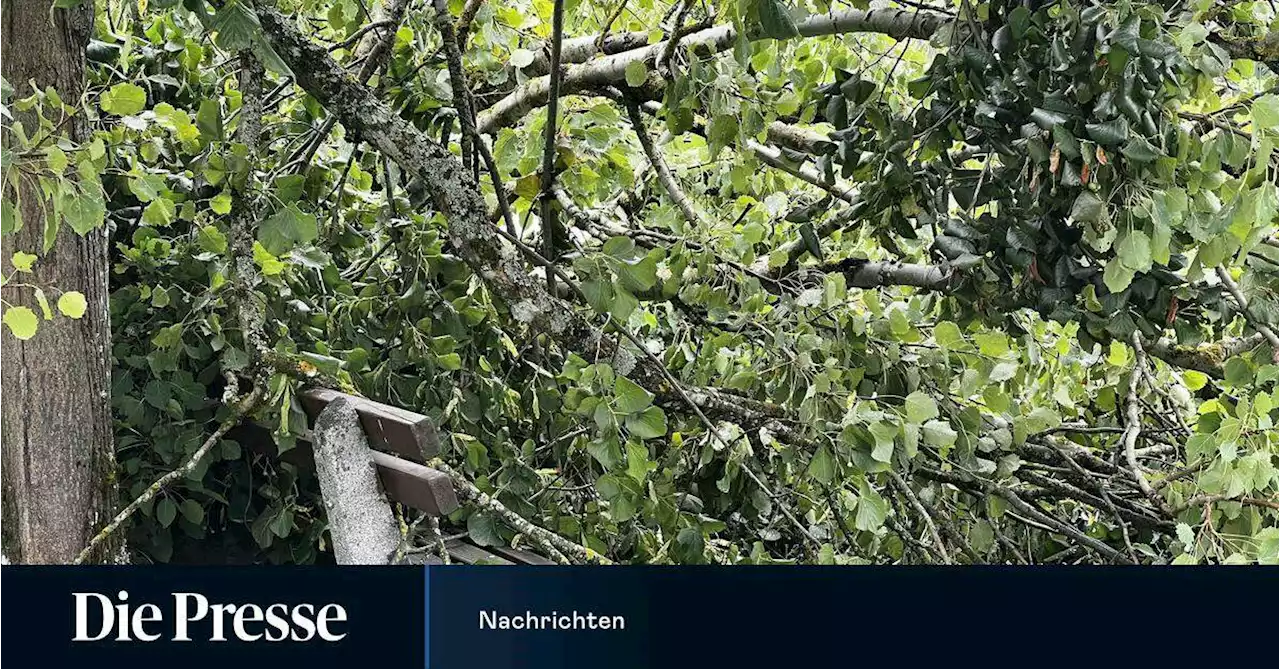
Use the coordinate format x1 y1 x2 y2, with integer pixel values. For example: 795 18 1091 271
3 567 1276 668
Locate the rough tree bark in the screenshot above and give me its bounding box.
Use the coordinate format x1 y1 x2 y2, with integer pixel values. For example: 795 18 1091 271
1 1 118 563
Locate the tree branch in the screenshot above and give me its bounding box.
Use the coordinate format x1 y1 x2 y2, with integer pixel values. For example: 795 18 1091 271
477 8 950 132
622 95 704 226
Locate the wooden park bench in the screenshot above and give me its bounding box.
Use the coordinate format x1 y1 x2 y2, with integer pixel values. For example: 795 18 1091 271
242 388 554 566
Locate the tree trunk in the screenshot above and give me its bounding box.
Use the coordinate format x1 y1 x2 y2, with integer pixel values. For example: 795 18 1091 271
1 1 117 563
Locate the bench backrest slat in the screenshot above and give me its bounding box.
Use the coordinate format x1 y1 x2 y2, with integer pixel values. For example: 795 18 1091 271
299 388 440 461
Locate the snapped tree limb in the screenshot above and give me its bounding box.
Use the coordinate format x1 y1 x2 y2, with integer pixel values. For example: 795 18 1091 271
477 8 949 133
254 3 801 458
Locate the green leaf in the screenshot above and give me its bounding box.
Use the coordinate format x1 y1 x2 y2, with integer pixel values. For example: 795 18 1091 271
757 0 799 40
156 498 177 528
152 323 184 349
854 481 888 531
197 99 224 142
10 251 36 272
799 222 823 261
1121 136 1161 163
57 291 87 319
45 146 68 174
210 191 233 215
61 188 106 234
467 512 503 546
1103 260 1135 294
197 225 228 254
100 82 146 115
180 499 204 524
624 406 667 440
258 205 318 254
1069 191 1105 223
129 173 164 202
1252 95 1278 133
1175 522 1195 548
603 236 636 258
1085 118 1129 147
1116 229 1152 271
34 289 52 320
1182 370 1208 391
208 0 261 52
141 198 176 227
510 49 536 69
616 256 657 292
610 288 638 320
581 279 613 314
807 445 835 484
625 441 652 482
2 306 38 340
624 60 648 88
1224 357 1252 387
1051 124 1080 159
614 376 653 414
707 114 737 155
253 242 286 275
1007 6 1030 40
273 174 306 202
269 508 294 538
933 320 969 351
904 391 939 424
436 353 463 371
673 526 705 563
1256 527 1279 565
1 197 23 235
922 420 958 447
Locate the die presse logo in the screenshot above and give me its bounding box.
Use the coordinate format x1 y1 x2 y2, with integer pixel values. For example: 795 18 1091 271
72 590 348 642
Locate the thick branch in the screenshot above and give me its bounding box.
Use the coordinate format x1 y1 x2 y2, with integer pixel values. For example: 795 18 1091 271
820 258 952 290
1145 333 1266 378
477 8 948 132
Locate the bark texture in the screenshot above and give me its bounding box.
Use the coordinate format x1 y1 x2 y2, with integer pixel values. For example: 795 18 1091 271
1 1 117 563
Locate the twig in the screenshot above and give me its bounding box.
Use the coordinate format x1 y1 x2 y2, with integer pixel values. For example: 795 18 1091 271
1124 333 1166 515
329 20 396 51
622 95 703 225
429 459 603 564
74 387 265 564
539 0 568 290
456 0 486 44
426 515 451 564
887 470 952 564
657 1 696 77
434 0 478 172
1215 265 1280 353
596 0 630 51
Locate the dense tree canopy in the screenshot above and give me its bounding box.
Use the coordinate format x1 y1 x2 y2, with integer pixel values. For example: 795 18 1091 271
2 0 1277 565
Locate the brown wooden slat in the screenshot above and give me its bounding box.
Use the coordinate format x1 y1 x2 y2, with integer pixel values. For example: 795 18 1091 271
298 388 440 461
238 424 458 517
482 543 559 566
369 451 459 516
445 541 514 565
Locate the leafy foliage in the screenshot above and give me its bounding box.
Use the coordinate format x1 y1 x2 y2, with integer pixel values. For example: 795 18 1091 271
1 0 1276 565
